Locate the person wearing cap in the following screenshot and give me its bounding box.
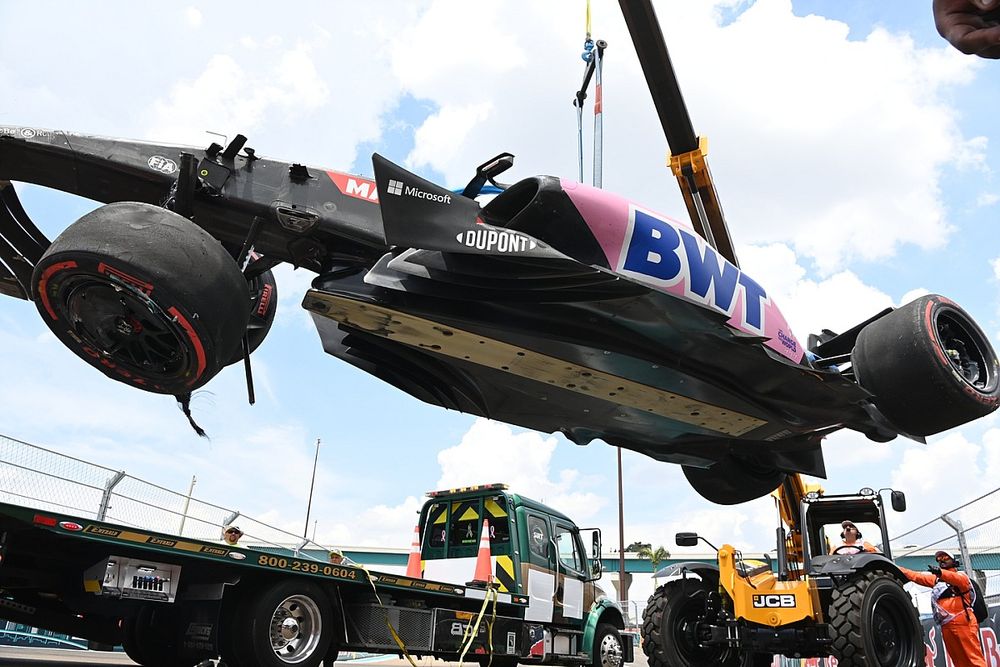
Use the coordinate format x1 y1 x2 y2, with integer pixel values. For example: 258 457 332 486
899 551 987 667
933 0 1000 58
829 520 877 554
221 525 244 546
328 548 356 566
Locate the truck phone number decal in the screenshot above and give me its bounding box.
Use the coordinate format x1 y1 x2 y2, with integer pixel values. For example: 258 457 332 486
257 554 358 580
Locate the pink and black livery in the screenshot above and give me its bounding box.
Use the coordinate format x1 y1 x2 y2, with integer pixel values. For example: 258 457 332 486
1 0 997 503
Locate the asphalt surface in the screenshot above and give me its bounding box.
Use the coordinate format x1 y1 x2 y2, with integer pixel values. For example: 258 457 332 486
0 648 651 667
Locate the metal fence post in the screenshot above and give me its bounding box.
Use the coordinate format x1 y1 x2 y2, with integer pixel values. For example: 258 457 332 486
940 512 972 573
97 471 126 520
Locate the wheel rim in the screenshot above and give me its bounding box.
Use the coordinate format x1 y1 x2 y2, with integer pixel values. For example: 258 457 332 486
59 275 196 383
937 310 996 392
867 590 915 667
670 590 731 663
599 632 623 667
268 594 323 664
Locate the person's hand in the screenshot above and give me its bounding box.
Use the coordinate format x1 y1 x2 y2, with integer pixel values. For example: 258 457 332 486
933 0 1000 58
928 564 943 577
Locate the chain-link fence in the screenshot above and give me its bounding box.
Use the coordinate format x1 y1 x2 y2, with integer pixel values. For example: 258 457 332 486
0 433 332 561
887 486 1000 612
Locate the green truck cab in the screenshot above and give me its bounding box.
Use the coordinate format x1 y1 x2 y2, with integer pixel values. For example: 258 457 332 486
419 484 633 666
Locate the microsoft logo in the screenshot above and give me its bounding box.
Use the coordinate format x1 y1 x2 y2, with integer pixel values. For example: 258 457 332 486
387 179 404 196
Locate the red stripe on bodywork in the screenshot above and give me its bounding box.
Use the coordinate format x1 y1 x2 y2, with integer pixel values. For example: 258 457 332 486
167 307 206 386
37 261 78 320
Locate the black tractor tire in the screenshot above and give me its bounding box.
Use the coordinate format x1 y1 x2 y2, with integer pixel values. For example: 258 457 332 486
642 579 742 667
853 294 999 436
233 579 333 667
828 570 923 667
682 454 786 505
593 623 625 667
31 202 250 395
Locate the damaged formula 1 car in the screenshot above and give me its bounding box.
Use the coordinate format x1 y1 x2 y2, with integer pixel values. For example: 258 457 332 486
1 1 997 505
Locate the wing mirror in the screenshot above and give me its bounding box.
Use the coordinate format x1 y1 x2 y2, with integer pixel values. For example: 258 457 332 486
891 490 906 512
675 532 699 547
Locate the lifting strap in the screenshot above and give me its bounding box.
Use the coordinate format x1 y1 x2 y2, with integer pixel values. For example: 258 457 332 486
574 0 606 188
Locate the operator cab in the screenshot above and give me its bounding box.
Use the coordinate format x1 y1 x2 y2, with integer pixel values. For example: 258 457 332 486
799 487 906 570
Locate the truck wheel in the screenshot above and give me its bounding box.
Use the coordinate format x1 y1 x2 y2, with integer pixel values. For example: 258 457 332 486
682 454 786 505
828 571 922 667
31 202 251 395
593 624 624 667
240 579 333 667
853 294 999 436
120 607 181 667
642 580 741 667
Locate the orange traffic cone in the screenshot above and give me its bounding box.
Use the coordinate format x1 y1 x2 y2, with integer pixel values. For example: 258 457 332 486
405 524 423 579
468 519 493 587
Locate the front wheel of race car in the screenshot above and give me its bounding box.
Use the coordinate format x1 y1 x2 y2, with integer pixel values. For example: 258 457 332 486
31 202 251 395
852 294 999 436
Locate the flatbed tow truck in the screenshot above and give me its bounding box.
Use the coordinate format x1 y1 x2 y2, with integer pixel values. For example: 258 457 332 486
0 483 633 667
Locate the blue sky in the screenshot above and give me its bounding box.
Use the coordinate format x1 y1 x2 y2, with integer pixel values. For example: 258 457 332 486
1 1 999 603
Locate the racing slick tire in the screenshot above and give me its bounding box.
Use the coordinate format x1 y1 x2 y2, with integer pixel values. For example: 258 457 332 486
227 265 277 363
853 294 999 436
828 570 922 667
31 202 251 395
235 579 333 667
682 454 786 505
642 579 743 667
593 623 625 667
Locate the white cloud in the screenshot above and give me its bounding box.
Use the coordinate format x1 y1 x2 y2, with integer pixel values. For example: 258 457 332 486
184 7 202 28
978 192 999 207
437 419 606 521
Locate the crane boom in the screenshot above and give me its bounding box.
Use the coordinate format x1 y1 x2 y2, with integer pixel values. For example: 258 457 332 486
617 0 740 268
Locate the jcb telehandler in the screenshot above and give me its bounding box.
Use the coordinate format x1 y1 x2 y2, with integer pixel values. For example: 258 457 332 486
642 477 923 667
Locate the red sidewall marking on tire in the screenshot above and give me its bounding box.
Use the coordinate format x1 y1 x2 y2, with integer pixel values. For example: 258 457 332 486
924 300 950 369
167 306 207 386
98 262 154 296
37 261 78 320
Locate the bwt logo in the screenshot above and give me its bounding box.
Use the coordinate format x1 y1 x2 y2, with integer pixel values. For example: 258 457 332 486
387 179 404 196
621 209 769 335
752 594 796 608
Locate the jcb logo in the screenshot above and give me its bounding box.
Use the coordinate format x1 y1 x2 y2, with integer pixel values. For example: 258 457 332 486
752 594 796 608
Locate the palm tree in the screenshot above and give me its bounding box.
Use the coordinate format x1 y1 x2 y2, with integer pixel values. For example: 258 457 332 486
635 545 671 585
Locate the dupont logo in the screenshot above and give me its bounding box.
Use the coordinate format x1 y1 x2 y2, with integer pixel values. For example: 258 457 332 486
59 521 83 532
457 228 537 253
387 179 404 196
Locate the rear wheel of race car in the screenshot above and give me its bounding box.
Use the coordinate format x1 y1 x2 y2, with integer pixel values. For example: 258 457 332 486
828 570 922 667
853 294 999 436
682 454 786 505
31 202 250 395
642 579 742 667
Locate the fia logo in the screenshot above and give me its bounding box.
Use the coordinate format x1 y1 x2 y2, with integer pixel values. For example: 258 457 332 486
752 594 796 608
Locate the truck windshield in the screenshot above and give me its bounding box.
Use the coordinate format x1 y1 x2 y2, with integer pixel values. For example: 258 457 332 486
422 494 511 559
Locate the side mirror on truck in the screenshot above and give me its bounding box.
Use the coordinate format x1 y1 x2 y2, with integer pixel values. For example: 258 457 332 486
891 490 906 512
